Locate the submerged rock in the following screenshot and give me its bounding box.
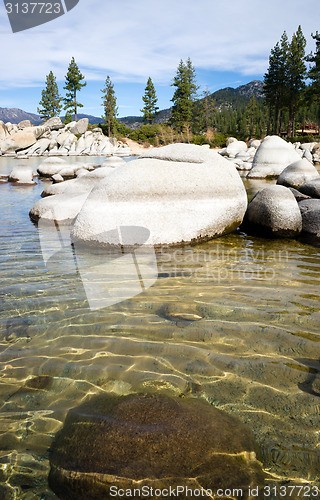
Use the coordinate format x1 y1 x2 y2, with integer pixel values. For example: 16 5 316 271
242 185 302 238
247 136 301 179
49 393 264 500
159 302 204 324
71 143 248 247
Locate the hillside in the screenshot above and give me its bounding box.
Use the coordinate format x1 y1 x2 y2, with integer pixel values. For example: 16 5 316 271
0 109 103 126
0 107 42 125
119 80 264 128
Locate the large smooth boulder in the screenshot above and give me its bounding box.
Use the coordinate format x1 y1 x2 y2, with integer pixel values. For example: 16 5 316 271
49 393 264 500
8 166 36 185
56 131 71 146
71 144 248 247
69 118 89 135
277 159 319 189
299 178 320 198
226 140 247 158
37 157 68 177
248 136 301 178
298 199 320 240
242 185 302 237
42 117 64 130
0 138 17 154
18 119 32 129
1 130 37 153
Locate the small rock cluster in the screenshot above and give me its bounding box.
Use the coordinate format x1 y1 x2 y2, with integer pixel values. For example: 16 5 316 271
217 135 320 242
0 117 131 158
219 135 320 177
218 137 261 170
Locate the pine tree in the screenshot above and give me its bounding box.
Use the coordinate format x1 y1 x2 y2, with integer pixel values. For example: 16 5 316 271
286 26 307 136
37 71 62 120
101 76 118 136
263 32 289 135
63 57 86 122
171 58 198 132
141 77 159 124
307 31 320 130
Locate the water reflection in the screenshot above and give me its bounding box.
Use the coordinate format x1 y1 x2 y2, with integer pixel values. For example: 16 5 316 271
0 158 320 497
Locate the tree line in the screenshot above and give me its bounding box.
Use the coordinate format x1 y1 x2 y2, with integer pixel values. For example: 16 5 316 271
38 27 320 145
264 26 320 137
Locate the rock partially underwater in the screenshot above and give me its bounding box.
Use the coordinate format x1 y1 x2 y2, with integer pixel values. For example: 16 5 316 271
71 143 248 247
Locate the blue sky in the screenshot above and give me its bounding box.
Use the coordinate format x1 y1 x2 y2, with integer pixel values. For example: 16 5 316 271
0 0 320 118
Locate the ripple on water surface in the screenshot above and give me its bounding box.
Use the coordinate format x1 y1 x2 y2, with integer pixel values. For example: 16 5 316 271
0 159 320 498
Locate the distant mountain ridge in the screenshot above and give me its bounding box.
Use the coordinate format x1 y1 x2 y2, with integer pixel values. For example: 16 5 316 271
0 107 42 125
0 80 264 128
119 80 264 128
0 109 103 126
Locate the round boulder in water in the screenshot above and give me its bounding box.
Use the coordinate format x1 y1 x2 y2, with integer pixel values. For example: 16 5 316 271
71 144 248 247
248 136 301 179
49 393 264 499
277 159 319 189
298 199 320 241
242 185 302 238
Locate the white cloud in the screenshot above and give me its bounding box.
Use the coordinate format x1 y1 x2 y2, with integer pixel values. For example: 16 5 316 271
0 0 319 88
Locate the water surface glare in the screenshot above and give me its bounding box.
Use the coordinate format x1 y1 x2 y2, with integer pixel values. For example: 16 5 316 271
0 157 320 498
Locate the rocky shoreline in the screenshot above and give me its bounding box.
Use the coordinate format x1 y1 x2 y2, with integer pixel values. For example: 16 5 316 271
2 135 320 245
0 116 131 158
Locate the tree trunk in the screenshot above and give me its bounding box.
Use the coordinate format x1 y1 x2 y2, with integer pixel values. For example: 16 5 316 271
274 102 279 135
292 111 296 138
287 105 293 138
74 91 77 122
279 110 283 136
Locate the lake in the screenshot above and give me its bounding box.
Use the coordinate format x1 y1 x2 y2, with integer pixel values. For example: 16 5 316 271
0 156 319 499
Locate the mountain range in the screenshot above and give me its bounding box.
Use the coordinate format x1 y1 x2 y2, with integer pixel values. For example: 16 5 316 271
0 80 264 128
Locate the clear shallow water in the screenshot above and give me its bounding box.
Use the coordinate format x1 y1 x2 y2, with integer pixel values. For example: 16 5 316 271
0 158 320 499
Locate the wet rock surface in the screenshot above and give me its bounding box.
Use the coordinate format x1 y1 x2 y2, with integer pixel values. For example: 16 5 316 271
49 393 264 499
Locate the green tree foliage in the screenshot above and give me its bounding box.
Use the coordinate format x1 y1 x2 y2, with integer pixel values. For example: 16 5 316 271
37 71 62 120
101 76 118 136
263 32 289 134
141 77 159 124
171 58 198 132
307 31 320 129
63 57 86 122
264 27 307 137
286 25 307 136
